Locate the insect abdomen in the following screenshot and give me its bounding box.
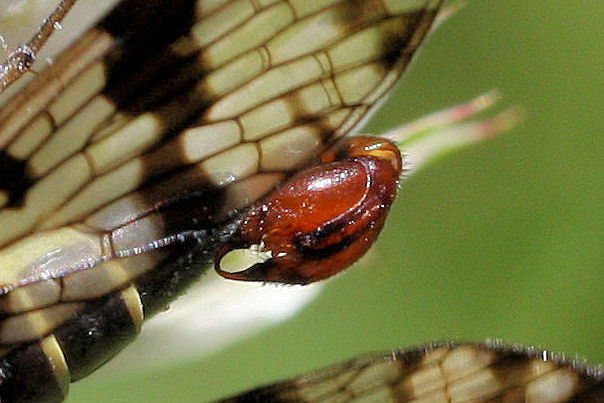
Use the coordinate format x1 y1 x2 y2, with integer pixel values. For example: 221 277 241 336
0 241 220 402
0 0 443 400
0 287 141 402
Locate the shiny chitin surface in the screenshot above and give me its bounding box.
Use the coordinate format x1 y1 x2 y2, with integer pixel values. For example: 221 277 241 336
223 341 604 402
0 0 442 400
215 136 402 284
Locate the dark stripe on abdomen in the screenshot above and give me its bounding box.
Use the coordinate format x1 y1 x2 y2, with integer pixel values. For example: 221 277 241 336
0 337 67 403
52 286 142 381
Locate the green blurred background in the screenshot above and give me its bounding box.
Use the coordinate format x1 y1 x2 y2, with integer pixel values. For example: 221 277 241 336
69 1 603 401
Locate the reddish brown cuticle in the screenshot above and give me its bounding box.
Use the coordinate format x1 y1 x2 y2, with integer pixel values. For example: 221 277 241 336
215 136 402 284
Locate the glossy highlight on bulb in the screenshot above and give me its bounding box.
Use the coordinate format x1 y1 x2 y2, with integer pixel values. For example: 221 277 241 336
214 92 520 285
214 136 403 285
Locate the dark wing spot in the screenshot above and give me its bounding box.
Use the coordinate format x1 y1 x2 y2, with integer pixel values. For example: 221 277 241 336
0 151 33 208
381 11 430 70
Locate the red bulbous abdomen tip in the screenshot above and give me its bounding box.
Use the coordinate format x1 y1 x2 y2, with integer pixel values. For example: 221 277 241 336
215 136 402 284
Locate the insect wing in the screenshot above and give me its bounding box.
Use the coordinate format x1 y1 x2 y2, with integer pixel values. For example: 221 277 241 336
0 0 442 401
222 342 604 402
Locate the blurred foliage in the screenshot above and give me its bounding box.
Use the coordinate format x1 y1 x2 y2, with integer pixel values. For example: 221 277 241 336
69 1 602 401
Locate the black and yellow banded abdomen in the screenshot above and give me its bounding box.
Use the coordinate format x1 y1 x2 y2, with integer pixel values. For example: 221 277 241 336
0 0 442 400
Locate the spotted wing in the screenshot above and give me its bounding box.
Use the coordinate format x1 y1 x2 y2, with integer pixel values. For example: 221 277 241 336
223 342 604 402
0 0 442 401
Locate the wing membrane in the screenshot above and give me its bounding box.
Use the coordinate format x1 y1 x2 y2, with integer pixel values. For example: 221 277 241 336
223 342 604 402
0 0 440 343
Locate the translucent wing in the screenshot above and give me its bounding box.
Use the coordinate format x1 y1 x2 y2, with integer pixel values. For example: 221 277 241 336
0 0 442 400
223 341 604 402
